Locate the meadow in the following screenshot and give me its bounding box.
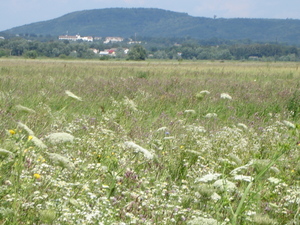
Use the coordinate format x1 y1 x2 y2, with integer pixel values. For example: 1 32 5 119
0 58 299 224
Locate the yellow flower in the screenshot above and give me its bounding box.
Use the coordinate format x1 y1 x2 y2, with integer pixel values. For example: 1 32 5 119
180 145 184 149
28 136 33 141
33 173 41 179
9 130 16 135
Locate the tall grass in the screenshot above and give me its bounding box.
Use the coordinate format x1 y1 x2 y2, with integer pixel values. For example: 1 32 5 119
0 59 299 224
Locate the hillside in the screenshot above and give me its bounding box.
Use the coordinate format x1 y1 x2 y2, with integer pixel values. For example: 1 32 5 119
3 8 300 45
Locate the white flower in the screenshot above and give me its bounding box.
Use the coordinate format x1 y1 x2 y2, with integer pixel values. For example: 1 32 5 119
186 125 206 133
199 90 210 95
46 132 74 144
195 173 222 183
123 96 137 111
65 90 83 101
267 177 281 184
17 122 35 136
234 175 253 182
163 136 175 140
187 216 218 225
204 113 217 118
237 123 248 130
156 127 168 132
196 90 210 100
282 120 295 129
0 148 13 157
230 161 253 175
31 136 47 149
124 141 154 160
220 93 232 100
47 153 75 170
184 109 196 114
213 179 237 192
211 192 221 201
15 104 36 113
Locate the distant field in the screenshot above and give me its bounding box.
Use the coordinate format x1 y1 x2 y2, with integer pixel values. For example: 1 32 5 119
0 59 299 224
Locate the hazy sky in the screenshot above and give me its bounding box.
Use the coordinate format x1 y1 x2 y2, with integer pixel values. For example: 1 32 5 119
1 0 300 31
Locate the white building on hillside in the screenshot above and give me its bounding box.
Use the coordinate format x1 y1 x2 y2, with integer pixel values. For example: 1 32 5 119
58 35 93 42
103 37 124 44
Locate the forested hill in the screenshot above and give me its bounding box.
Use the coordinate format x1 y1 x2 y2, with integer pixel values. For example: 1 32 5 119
3 8 300 45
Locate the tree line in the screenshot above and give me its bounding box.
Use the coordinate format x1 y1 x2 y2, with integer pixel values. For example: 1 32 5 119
0 36 299 61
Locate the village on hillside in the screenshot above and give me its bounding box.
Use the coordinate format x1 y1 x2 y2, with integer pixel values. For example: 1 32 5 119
58 34 141 56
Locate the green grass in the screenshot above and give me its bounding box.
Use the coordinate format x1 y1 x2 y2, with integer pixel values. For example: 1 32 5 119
0 59 299 224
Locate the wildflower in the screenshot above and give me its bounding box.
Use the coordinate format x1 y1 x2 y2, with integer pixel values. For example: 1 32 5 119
65 90 83 101
17 122 35 136
46 132 74 144
37 156 46 163
33 173 41 179
213 179 237 193
230 161 253 175
204 113 217 118
28 136 33 141
234 175 253 182
199 90 211 95
195 173 222 183
196 90 210 100
163 136 175 140
267 177 281 184
297 142 300 146
211 192 221 201
102 184 110 189
47 153 75 170
0 148 13 157
31 136 48 149
184 109 196 114
8 130 16 135
282 120 296 129
252 214 277 225
123 96 138 111
197 184 214 198
124 141 154 160
156 127 168 132
4 180 12 186
237 123 248 130
39 209 56 223
15 104 36 113
220 93 232 100
186 125 206 133
187 216 218 225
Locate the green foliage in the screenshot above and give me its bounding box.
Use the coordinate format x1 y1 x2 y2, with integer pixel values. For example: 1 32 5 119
287 87 300 119
23 50 38 59
0 49 10 57
0 60 299 224
4 8 300 45
127 44 147 60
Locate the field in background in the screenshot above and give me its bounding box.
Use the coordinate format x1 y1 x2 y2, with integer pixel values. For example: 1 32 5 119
0 59 299 224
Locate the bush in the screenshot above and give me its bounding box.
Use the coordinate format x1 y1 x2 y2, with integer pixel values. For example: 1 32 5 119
127 44 147 60
24 50 38 59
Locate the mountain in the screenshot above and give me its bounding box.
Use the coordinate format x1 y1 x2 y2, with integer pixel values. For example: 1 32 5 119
3 8 300 45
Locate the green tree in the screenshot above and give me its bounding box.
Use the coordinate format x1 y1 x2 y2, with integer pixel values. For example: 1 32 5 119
24 50 38 59
127 45 147 60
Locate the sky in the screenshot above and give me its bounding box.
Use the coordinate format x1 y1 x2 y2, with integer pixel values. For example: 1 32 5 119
1 0 300 31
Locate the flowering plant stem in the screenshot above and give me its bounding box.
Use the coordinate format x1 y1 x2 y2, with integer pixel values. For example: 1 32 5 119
231 144 289 225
